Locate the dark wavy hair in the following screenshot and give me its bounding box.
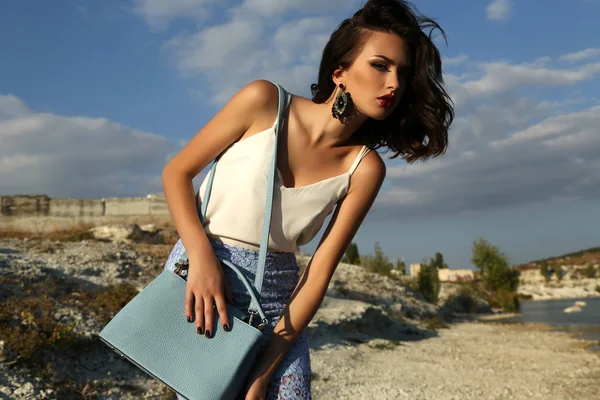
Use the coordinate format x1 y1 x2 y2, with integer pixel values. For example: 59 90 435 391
311 0 454 163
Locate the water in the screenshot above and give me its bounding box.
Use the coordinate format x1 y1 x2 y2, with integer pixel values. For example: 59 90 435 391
505 296 600 352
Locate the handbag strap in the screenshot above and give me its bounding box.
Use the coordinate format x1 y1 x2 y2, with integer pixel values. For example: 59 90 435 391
192 82 290 316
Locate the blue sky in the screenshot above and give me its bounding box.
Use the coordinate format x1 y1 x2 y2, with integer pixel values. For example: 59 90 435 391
1 0 599 270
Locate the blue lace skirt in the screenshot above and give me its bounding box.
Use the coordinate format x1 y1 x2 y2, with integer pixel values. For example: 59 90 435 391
163 238 312 400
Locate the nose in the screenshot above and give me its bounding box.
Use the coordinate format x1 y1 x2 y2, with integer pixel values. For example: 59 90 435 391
387 72 400 92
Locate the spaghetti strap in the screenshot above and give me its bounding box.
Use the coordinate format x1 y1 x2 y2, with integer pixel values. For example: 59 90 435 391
348 145 371 176
272 92 292 130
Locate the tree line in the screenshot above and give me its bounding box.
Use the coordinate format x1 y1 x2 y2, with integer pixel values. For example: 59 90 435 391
341 237 521 311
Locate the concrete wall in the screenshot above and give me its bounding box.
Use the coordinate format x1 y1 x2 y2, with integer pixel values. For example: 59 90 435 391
49 198 105 217
1 194 51 216
0 194 171 232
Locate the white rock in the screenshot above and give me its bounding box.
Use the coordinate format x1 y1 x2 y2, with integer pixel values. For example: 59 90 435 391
140 223 158 233
89 224 144 243
13 382 34 396
564 305 582 313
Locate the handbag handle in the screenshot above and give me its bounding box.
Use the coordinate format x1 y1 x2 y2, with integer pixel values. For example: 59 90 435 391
175 82 290 328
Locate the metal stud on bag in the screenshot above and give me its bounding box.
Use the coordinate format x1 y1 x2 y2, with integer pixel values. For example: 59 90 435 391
242 310 268 331
173 261 187 276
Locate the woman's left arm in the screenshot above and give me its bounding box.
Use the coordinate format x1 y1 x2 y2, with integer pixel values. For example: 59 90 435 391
246 151 387 388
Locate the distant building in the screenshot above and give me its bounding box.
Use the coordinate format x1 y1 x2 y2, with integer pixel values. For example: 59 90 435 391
409 263 474 282
409 263 422 277
438 269 474 282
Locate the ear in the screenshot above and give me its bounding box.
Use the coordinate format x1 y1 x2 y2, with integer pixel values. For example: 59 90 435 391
331 66 346 86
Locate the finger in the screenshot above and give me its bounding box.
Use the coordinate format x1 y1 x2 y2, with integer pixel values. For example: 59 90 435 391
194 296 204 335
185 290 195 323
214 293 230 332
204 296 215 338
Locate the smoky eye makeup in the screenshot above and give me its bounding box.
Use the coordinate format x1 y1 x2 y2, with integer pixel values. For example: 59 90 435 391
371 62 390 72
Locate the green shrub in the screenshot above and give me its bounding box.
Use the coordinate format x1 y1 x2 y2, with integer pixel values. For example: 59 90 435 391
487 289 520 312
365 242 393 277
447 286 480 314
554 265 564 281
342 242 361 265
430 252 449 269
584 264 597 279
595 285 600 294
540 261 551 283
471 238 519 292
416 262 440 304
395 259 406 275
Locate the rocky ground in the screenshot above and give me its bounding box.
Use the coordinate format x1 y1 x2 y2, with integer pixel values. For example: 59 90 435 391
310 322 600 400
1 225 599 399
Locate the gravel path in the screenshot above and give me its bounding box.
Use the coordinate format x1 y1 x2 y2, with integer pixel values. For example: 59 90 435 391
310 322 600 400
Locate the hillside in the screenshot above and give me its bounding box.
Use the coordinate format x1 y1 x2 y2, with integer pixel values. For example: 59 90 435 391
516 245 600 270
513 245 600 301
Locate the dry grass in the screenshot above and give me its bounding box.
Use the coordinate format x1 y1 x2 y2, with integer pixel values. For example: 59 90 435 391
77 283 139 325
0 224 97 241
0 270 142 398
422 314 450 331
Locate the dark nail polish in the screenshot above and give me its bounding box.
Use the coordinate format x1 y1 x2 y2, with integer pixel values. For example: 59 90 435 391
187 316 192 323
205 330 211 338
223 324 230 332
197 327 203 335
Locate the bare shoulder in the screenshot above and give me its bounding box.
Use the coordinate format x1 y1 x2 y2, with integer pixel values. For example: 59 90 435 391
163 79 281 177
347 149 386 195
240 79 280 110
240 79 280 126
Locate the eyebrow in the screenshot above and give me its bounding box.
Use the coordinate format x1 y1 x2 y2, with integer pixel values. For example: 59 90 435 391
373 54 411 67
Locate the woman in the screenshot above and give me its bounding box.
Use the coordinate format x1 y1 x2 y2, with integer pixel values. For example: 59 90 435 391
162 0 453 398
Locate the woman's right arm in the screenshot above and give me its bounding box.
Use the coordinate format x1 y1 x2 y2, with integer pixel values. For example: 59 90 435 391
161 79 279 337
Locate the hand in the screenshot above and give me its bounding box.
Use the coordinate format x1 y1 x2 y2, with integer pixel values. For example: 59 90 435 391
243 374 269 400
184 253 234 338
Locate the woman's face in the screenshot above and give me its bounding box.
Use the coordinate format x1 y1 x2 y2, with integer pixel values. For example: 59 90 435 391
335 31 412 121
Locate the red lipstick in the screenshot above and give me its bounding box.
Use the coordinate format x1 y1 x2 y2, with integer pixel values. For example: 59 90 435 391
377 94 395 108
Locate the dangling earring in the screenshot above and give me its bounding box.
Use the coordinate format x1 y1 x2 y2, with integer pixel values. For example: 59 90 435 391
332 83 350 121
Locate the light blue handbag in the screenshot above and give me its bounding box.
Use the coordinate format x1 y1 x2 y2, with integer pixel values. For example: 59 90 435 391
99 83 290 400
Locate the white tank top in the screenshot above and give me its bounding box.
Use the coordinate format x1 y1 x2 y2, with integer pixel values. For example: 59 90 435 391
196 96 371 253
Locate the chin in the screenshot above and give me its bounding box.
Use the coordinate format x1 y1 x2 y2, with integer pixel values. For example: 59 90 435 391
370 113 388 121
368 108 394 121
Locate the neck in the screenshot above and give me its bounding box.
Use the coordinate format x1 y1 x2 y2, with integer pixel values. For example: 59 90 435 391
303 93 369 148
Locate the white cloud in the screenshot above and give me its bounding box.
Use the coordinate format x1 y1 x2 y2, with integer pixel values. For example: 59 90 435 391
559 48 600 63
447 59 600 108
165 18 265 71
232 0 358 18
443 55 468 66
486 0 512 21
132 0 217 30
163 10 339 105
0 95 176 198
131 2 600 220
489 105 600 149
366 44 600 220
137 0 364 104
